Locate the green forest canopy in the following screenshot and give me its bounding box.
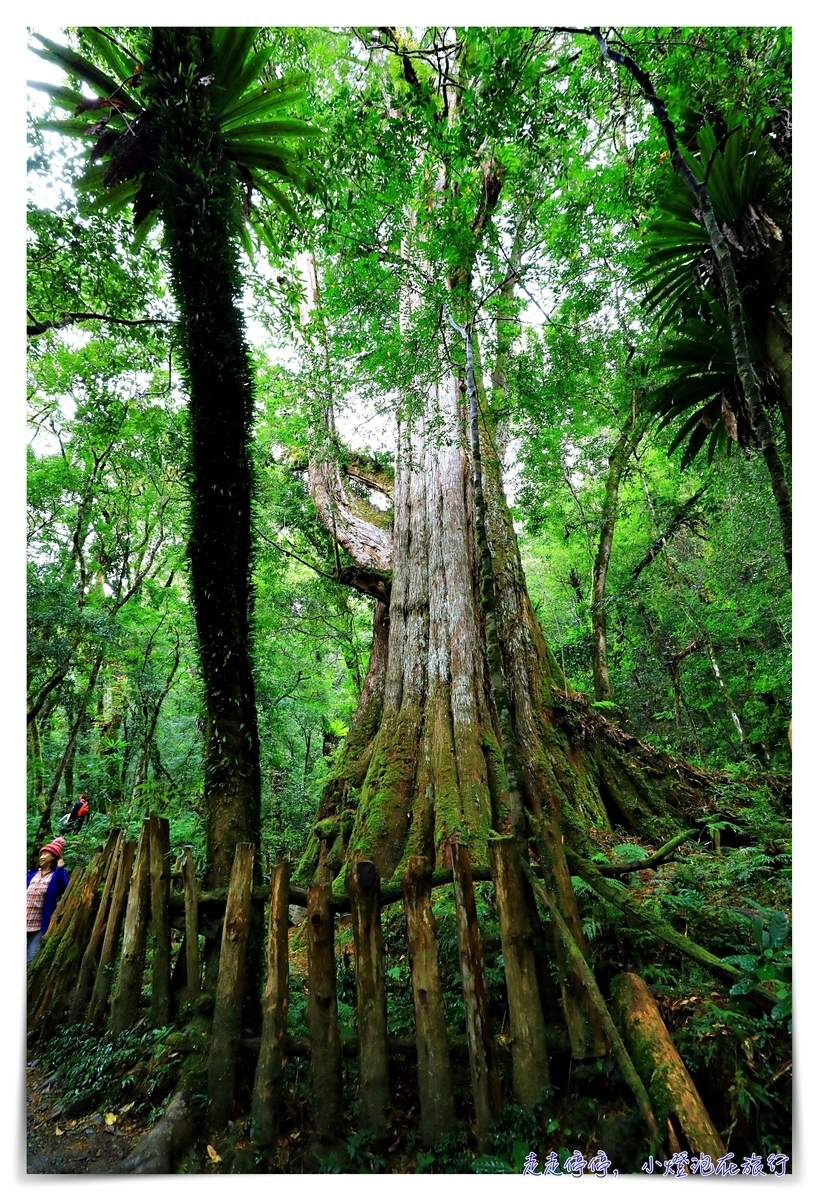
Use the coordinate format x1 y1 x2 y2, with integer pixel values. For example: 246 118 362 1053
27 24 791 857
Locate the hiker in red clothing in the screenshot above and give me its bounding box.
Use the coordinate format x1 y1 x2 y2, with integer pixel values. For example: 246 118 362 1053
60 793 90 834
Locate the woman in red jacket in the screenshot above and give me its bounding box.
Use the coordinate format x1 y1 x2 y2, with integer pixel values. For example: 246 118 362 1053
26 837 69 964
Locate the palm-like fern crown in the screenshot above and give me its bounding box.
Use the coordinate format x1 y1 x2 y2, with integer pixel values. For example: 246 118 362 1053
30 27 319 254
635 118 786 468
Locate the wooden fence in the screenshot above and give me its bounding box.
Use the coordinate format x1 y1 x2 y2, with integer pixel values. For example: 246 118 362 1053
27 816 563 1148
28 815 732 1168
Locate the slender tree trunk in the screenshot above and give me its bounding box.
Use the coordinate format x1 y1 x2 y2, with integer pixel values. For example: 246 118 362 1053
591 413 647 702
34 652 103 852
28 717 45 813
146 28 261 886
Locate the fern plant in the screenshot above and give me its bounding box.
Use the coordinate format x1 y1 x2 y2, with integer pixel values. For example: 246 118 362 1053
637 117 786 468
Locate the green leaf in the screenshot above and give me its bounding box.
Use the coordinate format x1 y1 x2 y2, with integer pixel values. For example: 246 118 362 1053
31 33 141 112
79 28 136 86
220 76 310 127
223 119 320 142
28 80 90 112
769 910 790 949
472 1156 514 1174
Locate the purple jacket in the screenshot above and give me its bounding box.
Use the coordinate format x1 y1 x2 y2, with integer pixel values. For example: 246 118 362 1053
27 866 70 933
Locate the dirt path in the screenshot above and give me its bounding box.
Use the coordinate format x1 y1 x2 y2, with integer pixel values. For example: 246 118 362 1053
26 1055 144 1174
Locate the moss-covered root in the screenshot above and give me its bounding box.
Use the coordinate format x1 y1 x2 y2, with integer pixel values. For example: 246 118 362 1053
520 860 661 1145
610 972 726 1160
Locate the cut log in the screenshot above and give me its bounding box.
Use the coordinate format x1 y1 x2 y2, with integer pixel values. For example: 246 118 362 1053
401 855 456 1146
207 842 255 1129
149 816 172 1027
110 818 152 1035
610 971 726 1159
346 859 389 1138
306 883 342 1139
88 838 136 1027
489 837 550 1106
69 830 123 1022
251 858 291 1147
451 842 500 1146
119 1088 196 1173
181 846 201 1000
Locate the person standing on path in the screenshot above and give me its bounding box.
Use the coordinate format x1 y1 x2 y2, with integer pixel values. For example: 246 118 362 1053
26 837 69 965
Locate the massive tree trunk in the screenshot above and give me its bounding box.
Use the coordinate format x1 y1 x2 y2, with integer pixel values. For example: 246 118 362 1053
146 28 261 886
296 35 710 894
291 32 743 1086
298 320 697 891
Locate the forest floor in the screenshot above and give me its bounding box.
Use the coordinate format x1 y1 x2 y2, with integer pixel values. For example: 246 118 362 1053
26 1056 143 1174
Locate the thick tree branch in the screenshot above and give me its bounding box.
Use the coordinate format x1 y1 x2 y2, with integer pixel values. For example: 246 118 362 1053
27 310 170 338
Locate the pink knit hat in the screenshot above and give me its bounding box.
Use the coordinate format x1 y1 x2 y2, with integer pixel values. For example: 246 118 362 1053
40 837 66 859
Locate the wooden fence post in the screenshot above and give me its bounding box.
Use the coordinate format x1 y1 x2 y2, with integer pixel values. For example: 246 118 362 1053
490 837 550 1107
181 847 200 1001
306 883 342 1140
401 855 456 1146
452 842 500 1147
346 860 389 1139
69 829 123 1022
89 838 137 1026
251 857 291 1146
207 843 255 1129
149 816 172 1027
110 818 152 1035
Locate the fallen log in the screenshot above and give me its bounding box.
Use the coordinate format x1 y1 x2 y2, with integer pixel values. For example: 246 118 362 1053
610 972 726 1160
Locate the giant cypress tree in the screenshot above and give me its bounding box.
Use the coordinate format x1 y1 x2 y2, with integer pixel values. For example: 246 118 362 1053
31 27 316 884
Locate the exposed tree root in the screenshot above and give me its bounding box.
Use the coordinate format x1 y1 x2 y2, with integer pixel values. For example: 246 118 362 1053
119 1089 197 1174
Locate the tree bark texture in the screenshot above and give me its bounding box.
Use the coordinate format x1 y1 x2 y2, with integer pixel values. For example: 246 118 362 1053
120 1089 196 1174
452 842 501 1145
610 972 726 1159
251 859 291 1147
29 834 118 1041
69 829 123 1022
489 837 550 1106
306 883 342 1139
181 846 201 1001
207 842 255 1129
146 28 261 887
89 837 137 1026
110 818 152 1035
148 815 172 1027
346 860 390 1139
401 856 457 1146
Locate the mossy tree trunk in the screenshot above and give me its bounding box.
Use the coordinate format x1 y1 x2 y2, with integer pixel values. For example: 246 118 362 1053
145 28 261 886
296 39 708 896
